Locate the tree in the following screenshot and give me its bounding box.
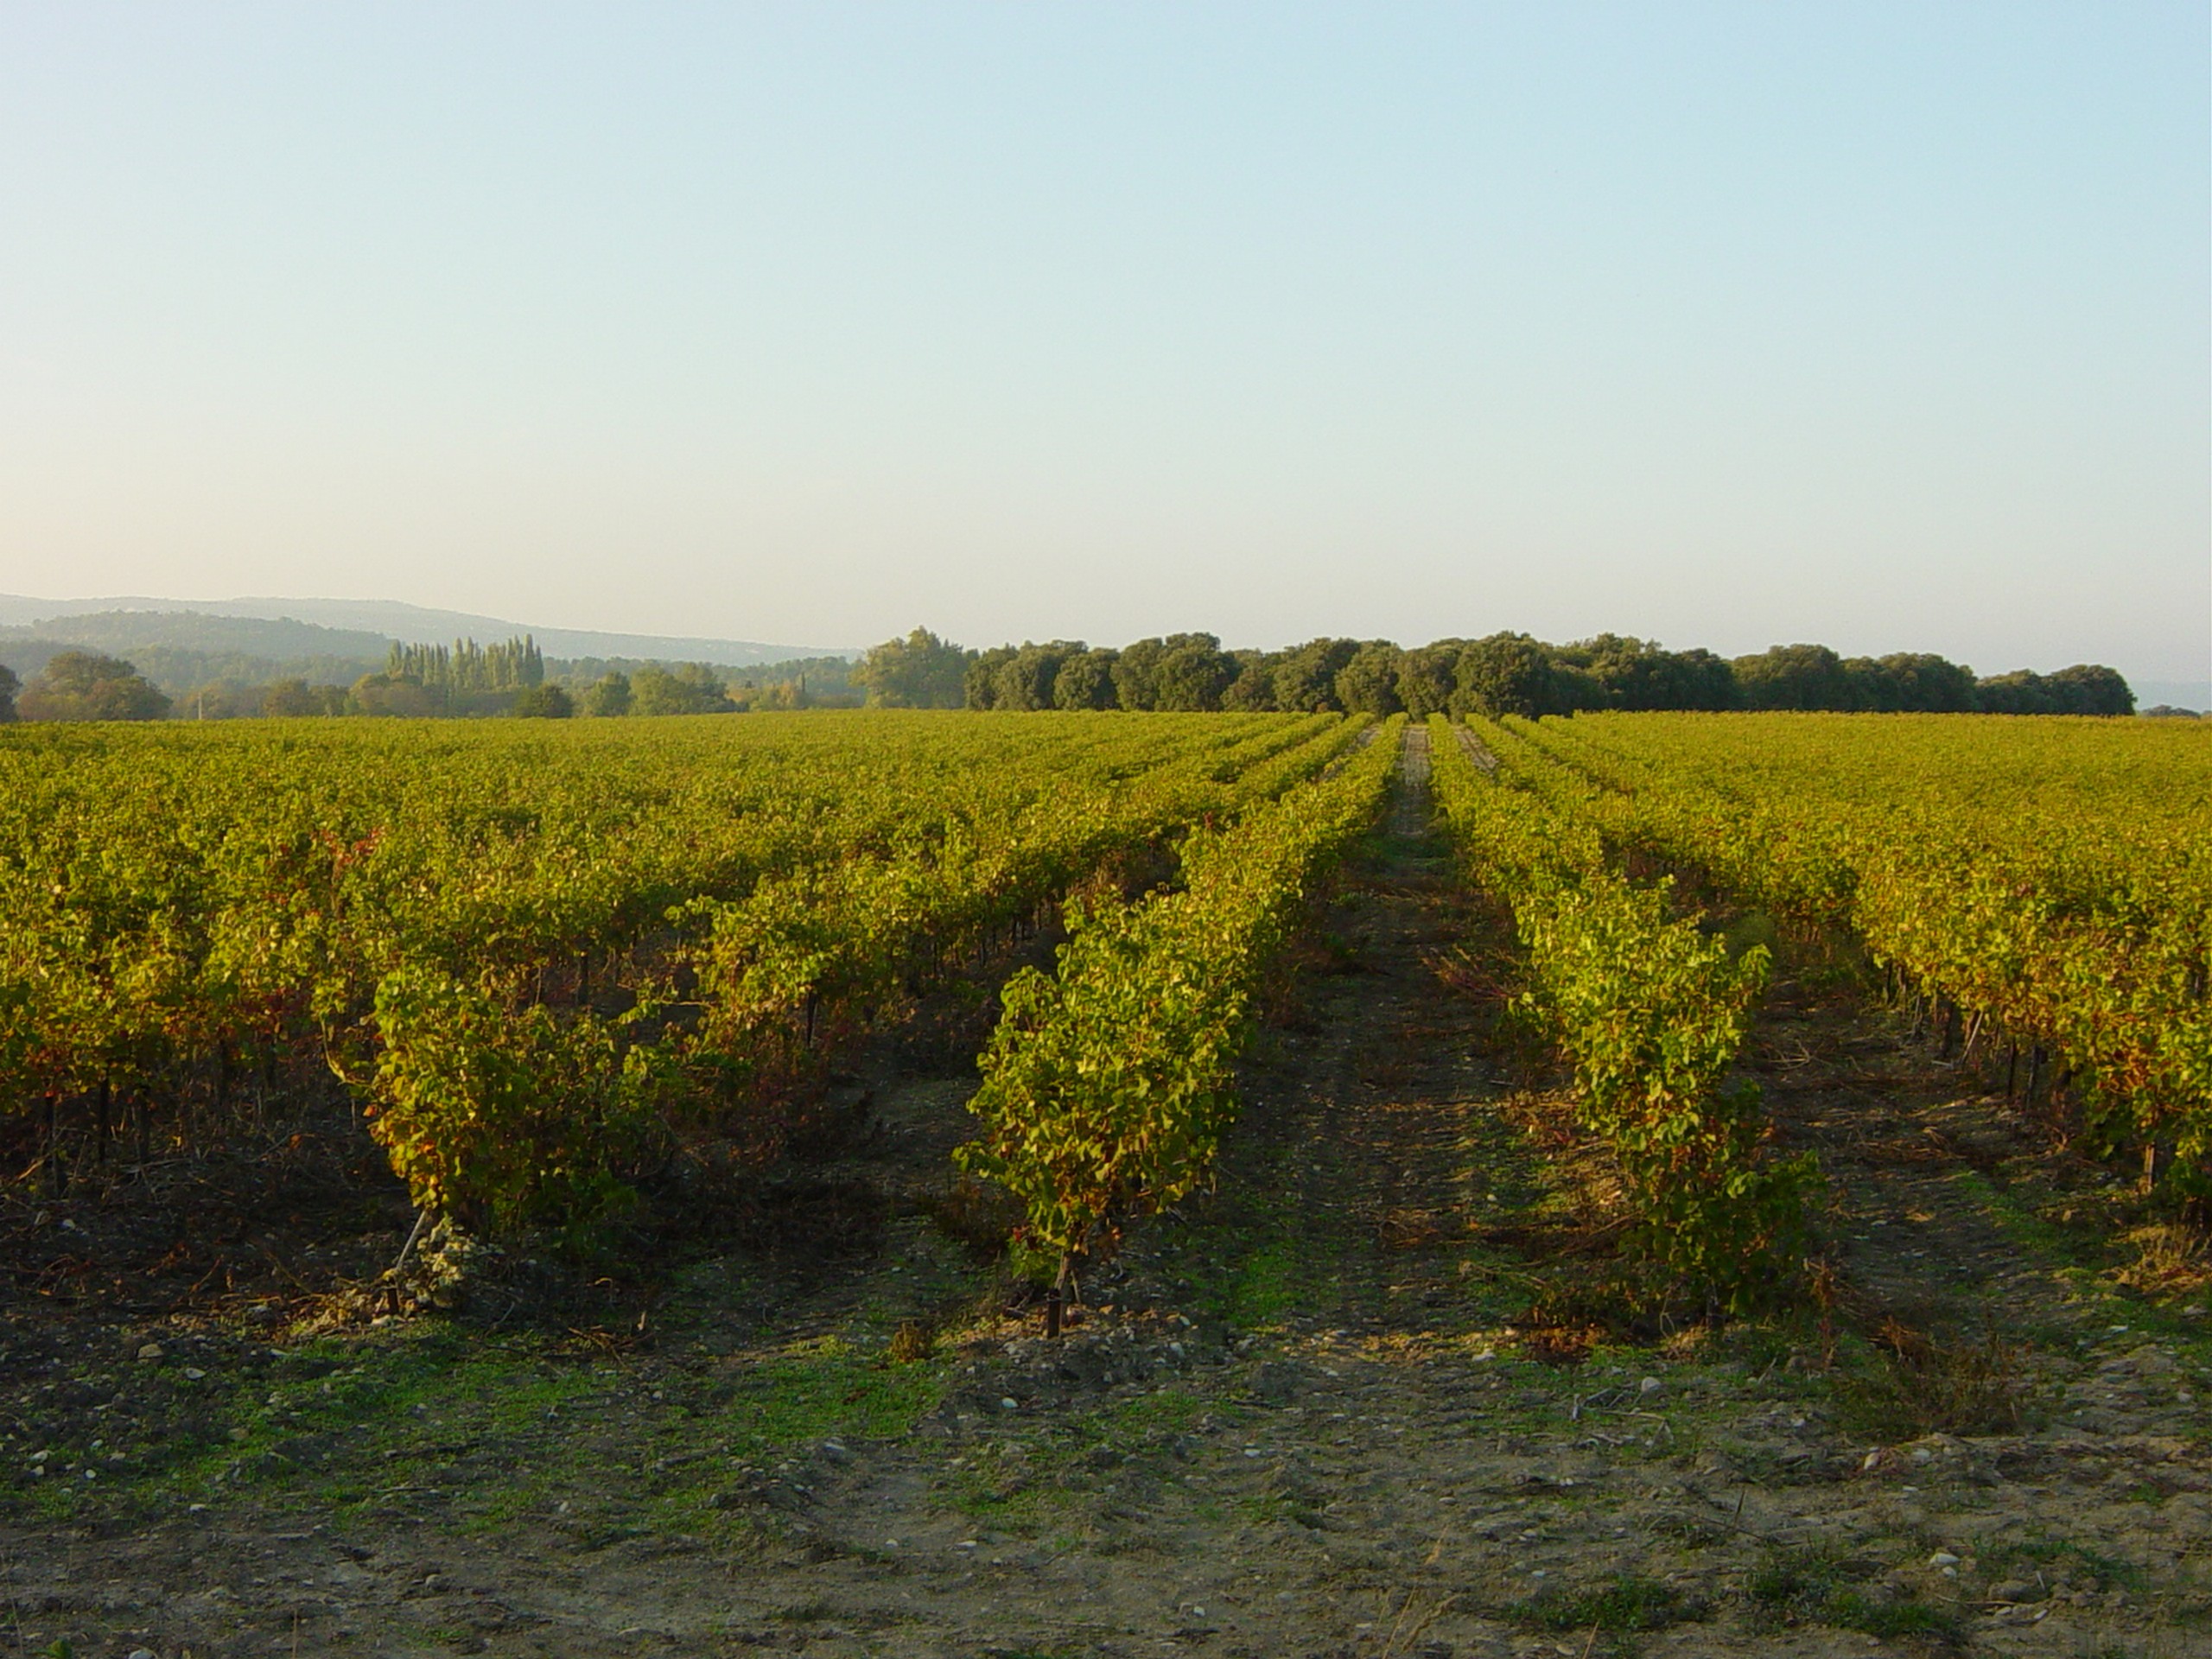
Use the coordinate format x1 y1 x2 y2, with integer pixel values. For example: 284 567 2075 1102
964 645 1019 709
16 652 172 721
994 642 1081 712
1452 632 1559 717
1109 638 1166 710
1395 642 1463 718
1661 648 1738 712
349 672 442 716
1981 664 2134 716
2044 664 2135 716
1973 671 2050 715
582 672 632 717
1147 633 1236 711
387 635 543 694
631 664 734 716
1271 639 1357 713
0 664 17 723
1877 653 1976 713
1839 658 1900 710
185 679 262 719
1733 645 1853 711
1220 651 1279 711
512 683 575 718
1052 647 1120 710
1333 642 1404 715
1560 635 1734 711
854 627 970 709
261 677 327 717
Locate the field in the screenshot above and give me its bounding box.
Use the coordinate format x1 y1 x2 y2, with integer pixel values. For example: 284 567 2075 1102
4 709 2211 1657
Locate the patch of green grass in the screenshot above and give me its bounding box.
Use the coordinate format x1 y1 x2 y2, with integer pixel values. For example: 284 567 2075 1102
1235 1487 1299 1527
1220 1238 1302 1325
943 1384 1230 1533
1518 1573 1704 1633
715 1343 945 1462
1984 1537 2145 1593
1823 1589 1963 1642
1185 1138 1339 1330
1076 1382 1211 1446
13 1327 602 1526
1952 1168 2107 1268
1746 1547 1964 1645
23 1311 957 1548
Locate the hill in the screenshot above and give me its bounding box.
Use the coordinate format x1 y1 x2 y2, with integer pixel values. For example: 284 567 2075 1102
0 595 848 671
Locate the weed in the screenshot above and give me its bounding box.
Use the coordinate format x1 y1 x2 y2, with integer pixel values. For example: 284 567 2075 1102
1379 1206 1452 1250
1837 1318 2032 1438
885 1319 933 1365
2113 1223 2212 1298
923 1178 1021 1261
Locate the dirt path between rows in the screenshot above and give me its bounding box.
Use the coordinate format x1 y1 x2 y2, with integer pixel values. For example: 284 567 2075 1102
6 728 2211 1657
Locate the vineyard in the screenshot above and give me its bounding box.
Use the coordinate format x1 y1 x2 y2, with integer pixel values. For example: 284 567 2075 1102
1 710 1363 1236
6 709 2212 1656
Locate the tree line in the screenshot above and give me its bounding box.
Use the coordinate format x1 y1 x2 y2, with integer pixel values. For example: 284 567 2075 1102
0 629 2143 726
854 628 2138 717
0 642 866 724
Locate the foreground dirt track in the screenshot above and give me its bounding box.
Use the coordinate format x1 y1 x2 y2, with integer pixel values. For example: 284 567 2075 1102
6 732 2211 1656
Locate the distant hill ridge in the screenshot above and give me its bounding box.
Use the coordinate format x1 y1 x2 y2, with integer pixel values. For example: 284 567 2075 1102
0 595 849 670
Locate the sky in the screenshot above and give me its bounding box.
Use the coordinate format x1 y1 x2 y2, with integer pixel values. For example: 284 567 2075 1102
0 3 2205 683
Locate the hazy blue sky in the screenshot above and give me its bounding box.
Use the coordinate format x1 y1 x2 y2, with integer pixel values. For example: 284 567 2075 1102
2 3 2204 681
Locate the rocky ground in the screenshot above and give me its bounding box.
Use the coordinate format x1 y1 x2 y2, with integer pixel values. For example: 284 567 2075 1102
3 731 2210 1656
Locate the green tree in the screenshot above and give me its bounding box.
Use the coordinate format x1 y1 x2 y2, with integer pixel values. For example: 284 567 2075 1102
0 663 19 722
349 672 442 717
1220 650 1280 711
1271 638 1357 712
994 642 1082 711
963 645 1018 709
1972 670 2048 714
387 635 543 694
2044 664 2135 716
1452 632 1559 717
1980 664 2133 715
1394 642 1463 718
16 652 172 721
582 671 632 716
1332 642 1404 715
631 664 734 715
1052 647 1120 709
1732 644 1853 711
260 677 327 717
855 627 970 709
1876 652 1976 713
182 679 255 719
1122 633 1235 711
512 683 575 718
1109 638 1166 710
1559 635 1735 711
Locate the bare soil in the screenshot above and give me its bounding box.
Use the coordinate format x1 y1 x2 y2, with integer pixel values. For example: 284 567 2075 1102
4 728 2210 1657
